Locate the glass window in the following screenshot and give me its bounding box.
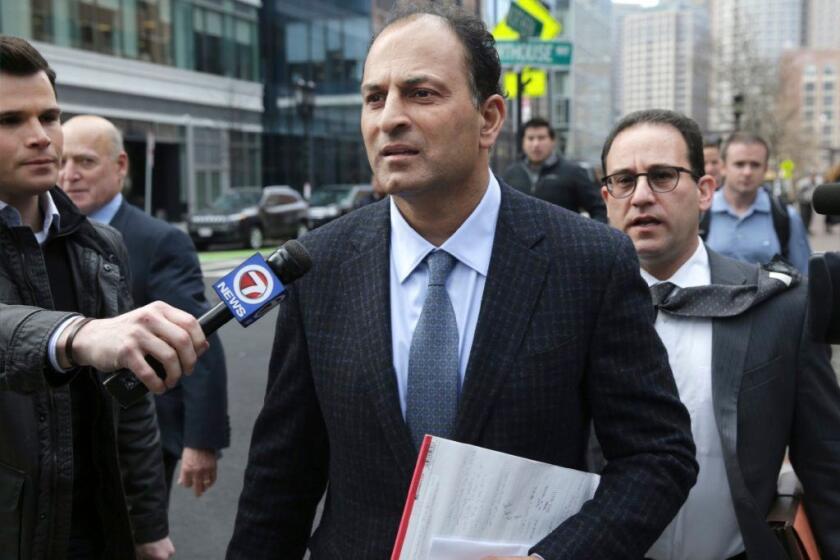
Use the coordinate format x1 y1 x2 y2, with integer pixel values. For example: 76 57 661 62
75 0 120 55
32 0 54 42
194 7 224 75
137 0 172 64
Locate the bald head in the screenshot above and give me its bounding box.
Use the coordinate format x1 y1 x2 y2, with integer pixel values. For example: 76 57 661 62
60 115 128 215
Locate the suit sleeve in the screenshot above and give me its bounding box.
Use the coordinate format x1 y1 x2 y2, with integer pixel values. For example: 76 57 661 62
532 233 698 559
226 285 328 560
146 228 229 451
790 307 840 557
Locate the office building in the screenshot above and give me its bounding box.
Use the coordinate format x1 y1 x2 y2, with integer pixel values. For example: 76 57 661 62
619 0 711 131
708 0 804 133
1 0 263 219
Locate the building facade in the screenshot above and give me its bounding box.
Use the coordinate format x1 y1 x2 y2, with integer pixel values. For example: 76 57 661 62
260 0 479 192
1 0 263 219
708 0 804 133
806 0 840 50
618 1 710 131
780 49 840 171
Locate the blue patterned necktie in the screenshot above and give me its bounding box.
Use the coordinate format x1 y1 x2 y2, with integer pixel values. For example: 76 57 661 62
406 250 460 450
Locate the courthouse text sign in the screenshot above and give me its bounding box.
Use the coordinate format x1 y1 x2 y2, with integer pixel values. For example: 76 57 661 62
496 40 573 67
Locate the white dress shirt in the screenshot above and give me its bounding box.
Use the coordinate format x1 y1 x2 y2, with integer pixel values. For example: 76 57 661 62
389 173 501 417
642 241 744 560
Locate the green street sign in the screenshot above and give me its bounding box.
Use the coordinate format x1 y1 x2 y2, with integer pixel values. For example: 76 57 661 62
506 3 543 39
496 40 573 67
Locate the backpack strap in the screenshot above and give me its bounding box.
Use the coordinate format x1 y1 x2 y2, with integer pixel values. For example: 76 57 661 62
768 193 791 259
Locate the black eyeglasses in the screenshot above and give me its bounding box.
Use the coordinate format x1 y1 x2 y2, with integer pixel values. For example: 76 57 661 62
602 165 700 198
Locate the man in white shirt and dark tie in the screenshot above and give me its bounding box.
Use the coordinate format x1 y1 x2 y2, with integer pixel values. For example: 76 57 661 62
600 108 840 559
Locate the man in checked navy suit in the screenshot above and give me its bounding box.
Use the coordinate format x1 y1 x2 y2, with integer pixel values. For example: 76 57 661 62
228 5 697 559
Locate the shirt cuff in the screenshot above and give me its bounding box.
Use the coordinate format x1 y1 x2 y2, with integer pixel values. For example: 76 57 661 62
48 315 82 372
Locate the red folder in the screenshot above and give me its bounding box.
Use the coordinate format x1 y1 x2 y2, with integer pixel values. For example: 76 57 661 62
391 435 432 560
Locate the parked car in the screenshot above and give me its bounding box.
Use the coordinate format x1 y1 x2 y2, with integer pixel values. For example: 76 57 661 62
307 183 373 229
187 186 309 250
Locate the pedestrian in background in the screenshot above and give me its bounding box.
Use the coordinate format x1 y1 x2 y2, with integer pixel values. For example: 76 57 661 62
60 115 230 501
502 117 607 222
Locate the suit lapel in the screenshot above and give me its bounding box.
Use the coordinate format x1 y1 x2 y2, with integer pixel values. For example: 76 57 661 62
708 249 772 547
341 201 416 473
455 186 549 443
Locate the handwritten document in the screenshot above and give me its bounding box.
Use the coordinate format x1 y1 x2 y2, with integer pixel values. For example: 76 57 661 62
392 436 600 560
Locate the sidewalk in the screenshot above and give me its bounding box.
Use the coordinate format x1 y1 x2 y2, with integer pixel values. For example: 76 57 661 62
808 215 840 253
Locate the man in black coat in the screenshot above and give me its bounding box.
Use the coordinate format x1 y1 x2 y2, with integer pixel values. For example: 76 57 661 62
502 116 607 222
60 115 230 500
0 35 208 560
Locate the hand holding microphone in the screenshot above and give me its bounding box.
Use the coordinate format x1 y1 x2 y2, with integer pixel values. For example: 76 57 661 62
99 240 312 407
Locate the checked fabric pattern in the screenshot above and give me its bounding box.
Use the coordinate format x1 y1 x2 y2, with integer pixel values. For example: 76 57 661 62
406 250 459 450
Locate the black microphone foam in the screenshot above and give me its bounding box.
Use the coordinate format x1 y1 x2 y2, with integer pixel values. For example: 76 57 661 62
808 253 840 344
104 240 312 406
812 183 840 215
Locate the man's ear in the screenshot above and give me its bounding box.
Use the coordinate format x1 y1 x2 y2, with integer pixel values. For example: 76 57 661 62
116 151 129 181
479 94 506 149
697 174 715 212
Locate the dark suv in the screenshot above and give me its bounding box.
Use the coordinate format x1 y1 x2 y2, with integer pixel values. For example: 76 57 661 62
307 184 373 229
188 186 309 250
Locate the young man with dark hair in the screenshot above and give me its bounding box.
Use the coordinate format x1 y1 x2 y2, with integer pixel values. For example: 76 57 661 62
600 108 840 559
503 117 607 222
0 35 207 560
228 6 696 560
703 131 811 273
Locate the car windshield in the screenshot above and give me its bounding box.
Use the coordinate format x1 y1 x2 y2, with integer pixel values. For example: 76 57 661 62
207 190 261 212
309 187 352 206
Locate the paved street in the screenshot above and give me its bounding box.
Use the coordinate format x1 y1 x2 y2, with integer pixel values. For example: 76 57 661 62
166 221 840 558
167 277 280 559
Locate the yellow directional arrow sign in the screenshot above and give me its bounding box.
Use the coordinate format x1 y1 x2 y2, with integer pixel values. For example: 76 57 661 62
492 0 562 41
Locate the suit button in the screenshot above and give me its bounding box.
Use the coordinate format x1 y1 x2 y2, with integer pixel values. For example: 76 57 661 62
39 513 46 520
38 414 46 423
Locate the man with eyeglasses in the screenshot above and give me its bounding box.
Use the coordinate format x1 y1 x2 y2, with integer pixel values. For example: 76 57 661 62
599 109 840 559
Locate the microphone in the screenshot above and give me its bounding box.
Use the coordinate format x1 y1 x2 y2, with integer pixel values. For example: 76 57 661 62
812 183 840 215
103 240 312 407
808 252 840 344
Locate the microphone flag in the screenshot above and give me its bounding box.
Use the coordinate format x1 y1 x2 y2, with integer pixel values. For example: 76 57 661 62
213 253 285 326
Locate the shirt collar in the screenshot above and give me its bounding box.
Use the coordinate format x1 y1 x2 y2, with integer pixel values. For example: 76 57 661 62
640 238 710 288
710 187 770 214
0 191 62 244
88 192 123 224
390 171 501 283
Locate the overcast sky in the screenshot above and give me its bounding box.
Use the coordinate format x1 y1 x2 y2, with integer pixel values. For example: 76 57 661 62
612 0 660 6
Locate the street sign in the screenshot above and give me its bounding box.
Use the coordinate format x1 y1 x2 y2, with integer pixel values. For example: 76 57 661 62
780 159 795 179
506 3 543 39
496 40 573 67
492 0 563 42
504 69 547 98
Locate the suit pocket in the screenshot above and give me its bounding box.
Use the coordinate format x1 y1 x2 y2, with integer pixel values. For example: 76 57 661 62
0 462 24 560
740 355 782 391
514 335 579 380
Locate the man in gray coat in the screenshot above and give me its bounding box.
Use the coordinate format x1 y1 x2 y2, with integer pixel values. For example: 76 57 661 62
600 108 840 559
0 36 206 559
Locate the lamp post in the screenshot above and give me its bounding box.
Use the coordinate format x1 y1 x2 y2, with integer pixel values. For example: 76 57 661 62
732 92 745 131
294 77 316 189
